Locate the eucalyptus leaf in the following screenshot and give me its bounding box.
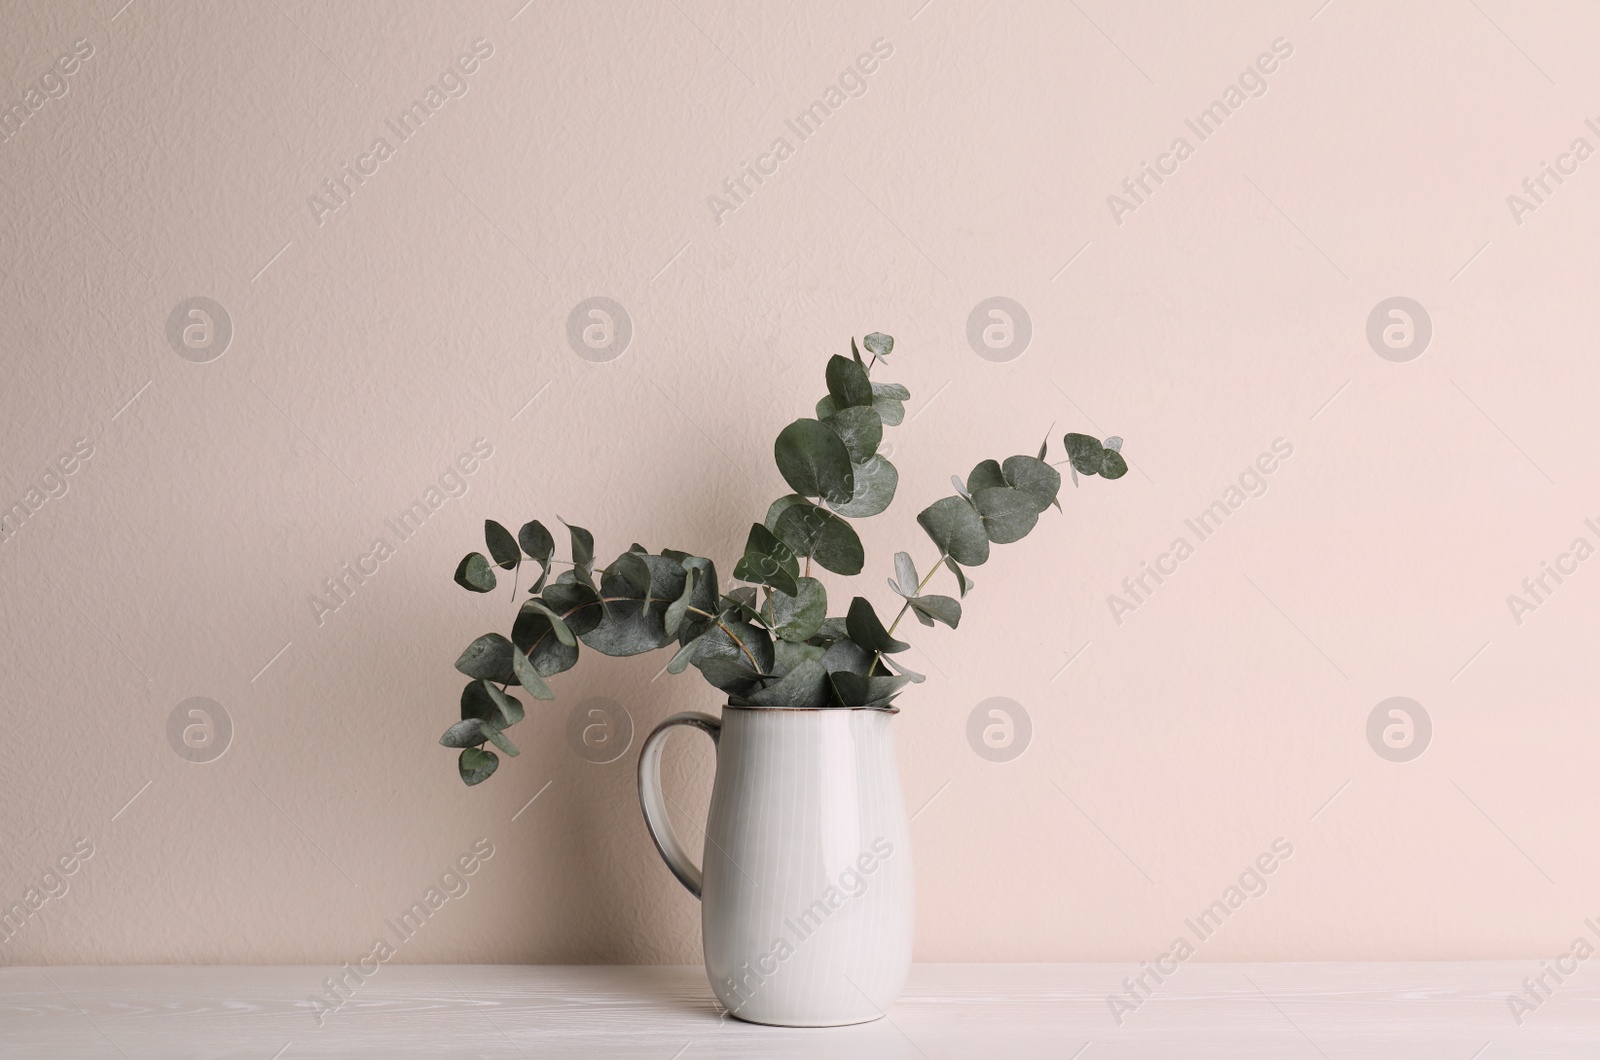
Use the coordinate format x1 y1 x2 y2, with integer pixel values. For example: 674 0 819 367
460 681 499 724
482 681 526 727
582 553 686 657
734 559 797 598
560 517 595 579
944 556 974 597
966 459 1005 494
455 633 515 683
664 567 699 638
740 658 829 707
950 475 972 501
481 726 519 757
609 551 652 596
810 616 851 644
881 654 926 683
1101 449 1129 479
518 520 554 563
771 500 865 575
774 419 855 505
917 496 991 567
892 552 918 597
829 671 911 707
521 599 576 646
772 638 826 675
819 636 874 675
825 406 882 463
732 523 800 597
540 580 604 636
666 633 704 675
1063 433 1104 476
870 381 907 426
1001 455 1061 513
762 576 827 643
826 455 897 518
675 556 719 643
1104 436 1123 452
845 596 909 654
513 599 579 678
816 395 839 420
862 332 894 359
485 520 520 570
510 648 556 699
441 719 490 748
908 594 961 629
825 354 873 408
458 747 498 786
454 553 497 593
719 587 763 625
973 486 1039 544
692 619 774 693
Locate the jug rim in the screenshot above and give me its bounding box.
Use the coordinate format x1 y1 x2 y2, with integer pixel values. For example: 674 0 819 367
722 701 900 714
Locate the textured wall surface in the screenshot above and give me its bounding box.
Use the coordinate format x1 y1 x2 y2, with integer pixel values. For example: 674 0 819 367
1 0 1597 972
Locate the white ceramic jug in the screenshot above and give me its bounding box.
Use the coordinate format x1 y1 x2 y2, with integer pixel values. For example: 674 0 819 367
637 704 914 1026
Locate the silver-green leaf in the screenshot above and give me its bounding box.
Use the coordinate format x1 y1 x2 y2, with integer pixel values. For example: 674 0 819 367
485 520 520 570
458 747 498 786
774 419 855 505
917 496 990 567
454 553 497 593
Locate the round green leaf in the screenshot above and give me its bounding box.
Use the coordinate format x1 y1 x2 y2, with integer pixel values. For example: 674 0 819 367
442 718 489 748
482 681 526 727
825 406 883 464
1101 449 1129 479
827 455 898 518
973 486 1039 544
826 354 873 408
481 726 519 757
519 520 554 562
455 633 515 683
908 594 961 629
846 596 909 654
917 496 990 567
763 576 828 643
966 459 1005 494
485 520 520 570
1001 455 1062 513
458 747 499 786
740 658 829 707
772 501 865 575
510 649 556 699
1063 433 1105 476
454 553 497 593
870 381 909 427
774 419 855 505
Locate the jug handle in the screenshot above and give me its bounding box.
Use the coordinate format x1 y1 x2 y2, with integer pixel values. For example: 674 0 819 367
636 711 721 899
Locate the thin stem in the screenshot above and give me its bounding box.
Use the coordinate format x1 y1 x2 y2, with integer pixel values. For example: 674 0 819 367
868 551 947 677
885 553 947 638
683 606 770 680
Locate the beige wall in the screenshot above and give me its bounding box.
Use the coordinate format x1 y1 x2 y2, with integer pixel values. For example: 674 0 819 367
2 0 1597 968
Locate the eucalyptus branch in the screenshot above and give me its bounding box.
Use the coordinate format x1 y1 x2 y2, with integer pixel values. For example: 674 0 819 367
443 331 1130 785
885 553 946 639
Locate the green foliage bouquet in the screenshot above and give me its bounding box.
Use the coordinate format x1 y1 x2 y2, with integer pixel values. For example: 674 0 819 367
442 333 1126 784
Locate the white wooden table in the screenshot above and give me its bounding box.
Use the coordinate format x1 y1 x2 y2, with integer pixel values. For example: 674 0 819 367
0 963 1590 1058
